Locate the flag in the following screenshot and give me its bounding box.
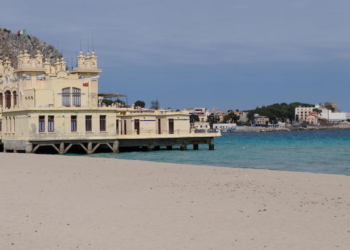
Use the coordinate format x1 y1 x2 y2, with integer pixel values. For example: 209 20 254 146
17 29 26 35
83 83 89 87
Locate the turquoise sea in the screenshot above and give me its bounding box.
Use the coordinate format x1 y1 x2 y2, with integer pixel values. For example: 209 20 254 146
87 129 350 176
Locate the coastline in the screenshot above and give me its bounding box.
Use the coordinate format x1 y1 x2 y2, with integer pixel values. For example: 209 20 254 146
1 153 349 249
231 123 350 133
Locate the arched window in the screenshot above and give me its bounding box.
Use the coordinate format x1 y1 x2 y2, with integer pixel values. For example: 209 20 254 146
0 93 3 107
72 88 81 107
62 88 70 107
5 91 11 109
13 91 17 107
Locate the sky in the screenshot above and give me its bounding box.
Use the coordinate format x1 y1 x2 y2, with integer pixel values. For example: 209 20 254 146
2 0 350 111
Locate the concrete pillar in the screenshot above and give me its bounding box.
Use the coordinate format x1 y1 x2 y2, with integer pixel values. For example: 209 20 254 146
193 144 199 150
166 146 172 150
113 140 119 153
87 142 93 154
180 144 187 151
25 143 33 153
59 143 65 154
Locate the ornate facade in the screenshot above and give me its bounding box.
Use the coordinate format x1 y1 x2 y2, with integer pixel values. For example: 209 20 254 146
0 51 219 153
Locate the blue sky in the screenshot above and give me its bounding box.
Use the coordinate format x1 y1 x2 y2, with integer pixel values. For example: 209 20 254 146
2 0 350 111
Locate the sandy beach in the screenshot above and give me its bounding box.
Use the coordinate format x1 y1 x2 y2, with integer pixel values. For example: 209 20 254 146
1 153 349 249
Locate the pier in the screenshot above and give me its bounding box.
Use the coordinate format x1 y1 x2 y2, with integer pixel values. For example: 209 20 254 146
0 136 216 154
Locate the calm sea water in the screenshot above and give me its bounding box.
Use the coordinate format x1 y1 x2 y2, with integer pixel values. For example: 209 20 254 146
86 129 350 176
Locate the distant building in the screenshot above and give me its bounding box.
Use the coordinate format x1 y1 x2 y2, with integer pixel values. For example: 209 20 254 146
238 111 249 123
213 123 236 132
296 104 350 124
318 110 349 123
295 106 318 122
189 108 208 122
254 115 269 126
306 112 319 124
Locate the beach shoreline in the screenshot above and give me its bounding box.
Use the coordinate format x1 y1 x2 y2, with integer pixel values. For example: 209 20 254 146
1 153 349 249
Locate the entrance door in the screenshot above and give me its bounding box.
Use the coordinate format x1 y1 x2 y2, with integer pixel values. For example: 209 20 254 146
168 119 174 134
134 119 140 135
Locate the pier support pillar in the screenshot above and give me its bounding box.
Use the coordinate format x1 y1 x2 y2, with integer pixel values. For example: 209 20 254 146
180 144 187 151
166 146 172 150
209 144 214 150
154 146 160 150
193 144 199 150
59 143 65 154
87 142 93 154
113 141 119 153
25 143 33 153
147 145 155 151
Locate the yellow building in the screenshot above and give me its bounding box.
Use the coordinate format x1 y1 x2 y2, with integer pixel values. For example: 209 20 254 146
0 51 220 153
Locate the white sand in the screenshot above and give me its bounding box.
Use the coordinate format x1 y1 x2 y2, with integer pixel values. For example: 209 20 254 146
0 153 349 249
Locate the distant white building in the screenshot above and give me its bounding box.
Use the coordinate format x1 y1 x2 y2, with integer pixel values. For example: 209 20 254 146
188 108 209 122
213 123 237 132
295 105 320 122
319 110 349 123
296 104 350 123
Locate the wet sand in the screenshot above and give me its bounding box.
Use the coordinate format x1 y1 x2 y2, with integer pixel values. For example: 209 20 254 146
1 153 349 249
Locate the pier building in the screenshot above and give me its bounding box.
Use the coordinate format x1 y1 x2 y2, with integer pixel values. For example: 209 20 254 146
0 50 220 154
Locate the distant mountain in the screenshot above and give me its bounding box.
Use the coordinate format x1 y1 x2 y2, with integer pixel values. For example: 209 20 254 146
0 27 62 67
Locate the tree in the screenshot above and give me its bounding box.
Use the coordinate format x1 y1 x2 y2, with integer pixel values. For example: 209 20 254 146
206 113 219 129
190 114 199 123
150 100 160 110
313 108 322 114
324 102 336 112
134 100 145 108
102 98 125 107
115 99 125 106
101 99 113 106
245 102 315 124
223 112 240 123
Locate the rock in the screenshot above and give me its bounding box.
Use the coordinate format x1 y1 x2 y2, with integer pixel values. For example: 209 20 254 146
0 27 62 67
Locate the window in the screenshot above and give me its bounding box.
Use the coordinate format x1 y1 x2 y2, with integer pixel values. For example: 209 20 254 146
71 115 77 132
62 88 71 107
134 119 140 134
48 116 54 132
5 91 11 108
0 93 3 107
100 115 106 131
13 91 17 107
72 88 81 107
39 116 45 132
169 119 174 134
62 88 82 107
86 115 92 131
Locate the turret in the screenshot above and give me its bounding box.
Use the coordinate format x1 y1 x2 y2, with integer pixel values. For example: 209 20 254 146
71 51 102 75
